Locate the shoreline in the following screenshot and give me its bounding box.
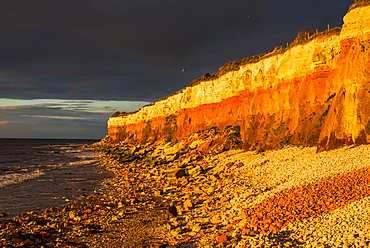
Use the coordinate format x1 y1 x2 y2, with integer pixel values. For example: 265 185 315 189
1 143 370 247
0 141 110 220
0 149 170 247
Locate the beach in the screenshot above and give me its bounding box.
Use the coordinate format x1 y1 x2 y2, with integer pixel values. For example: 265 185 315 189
1 141 370 247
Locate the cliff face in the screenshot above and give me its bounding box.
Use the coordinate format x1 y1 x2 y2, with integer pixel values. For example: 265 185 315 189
107 6 370 152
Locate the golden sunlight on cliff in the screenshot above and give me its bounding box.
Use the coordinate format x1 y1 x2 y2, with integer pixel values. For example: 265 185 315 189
107 5 370 152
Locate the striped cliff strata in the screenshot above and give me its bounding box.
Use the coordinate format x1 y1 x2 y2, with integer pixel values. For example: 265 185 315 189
106 5 370 152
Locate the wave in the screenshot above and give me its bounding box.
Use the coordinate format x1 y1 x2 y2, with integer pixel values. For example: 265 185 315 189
0 170 45 188
40 159 99 168
0 141 101 188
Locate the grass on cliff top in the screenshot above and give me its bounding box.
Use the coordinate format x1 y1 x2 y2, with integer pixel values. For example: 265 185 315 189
186 26 341 88
349 0 370 11
187 0 370 89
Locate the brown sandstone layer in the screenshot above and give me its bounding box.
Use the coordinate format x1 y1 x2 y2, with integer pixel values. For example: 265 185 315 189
107 6 370 151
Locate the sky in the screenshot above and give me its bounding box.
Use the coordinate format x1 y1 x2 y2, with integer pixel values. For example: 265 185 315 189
0 0 353 139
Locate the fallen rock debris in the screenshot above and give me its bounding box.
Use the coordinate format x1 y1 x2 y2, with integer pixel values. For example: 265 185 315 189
2 129 370 247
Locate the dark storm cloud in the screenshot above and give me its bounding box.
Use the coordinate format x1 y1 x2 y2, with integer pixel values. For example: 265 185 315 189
0 0 353 102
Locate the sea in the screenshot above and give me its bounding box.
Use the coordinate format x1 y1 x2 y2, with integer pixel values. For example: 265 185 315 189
0 138 112 218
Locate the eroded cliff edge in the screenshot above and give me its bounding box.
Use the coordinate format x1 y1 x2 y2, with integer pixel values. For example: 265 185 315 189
106 5 370 152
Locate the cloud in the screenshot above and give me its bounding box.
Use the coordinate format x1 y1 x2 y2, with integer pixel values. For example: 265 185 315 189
0 105 34 110
0 98 149 113
0 98 149 138
0 0 353 102
0 121 16 125
20 115 88 120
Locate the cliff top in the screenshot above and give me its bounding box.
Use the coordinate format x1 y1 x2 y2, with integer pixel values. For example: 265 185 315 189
349 0 370 11
186 27 341 88
181 0 370 89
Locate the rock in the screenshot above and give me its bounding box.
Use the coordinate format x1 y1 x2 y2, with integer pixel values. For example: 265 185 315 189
164 153 179 163
183 199 193 211
164 168 187 179
188 166 202 177
175 169 187 178
148 243 169 248
11 237 25 244
216 234 228 243
210 175 218 181
170 229 179 237
169 203 178 217
206 186 215 195
191 224 201 233
211 215 221 224
130 146 137 155
358 241 367 247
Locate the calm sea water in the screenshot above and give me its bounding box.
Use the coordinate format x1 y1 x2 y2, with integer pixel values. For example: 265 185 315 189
0 138 111 218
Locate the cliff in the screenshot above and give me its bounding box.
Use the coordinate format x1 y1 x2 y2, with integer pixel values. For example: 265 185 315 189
106 5 370 152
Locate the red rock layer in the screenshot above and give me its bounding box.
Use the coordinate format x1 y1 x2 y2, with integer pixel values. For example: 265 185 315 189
241 166 370 235
109 69 335 150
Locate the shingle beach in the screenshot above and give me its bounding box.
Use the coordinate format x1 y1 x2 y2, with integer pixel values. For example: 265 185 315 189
1 144 370 247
